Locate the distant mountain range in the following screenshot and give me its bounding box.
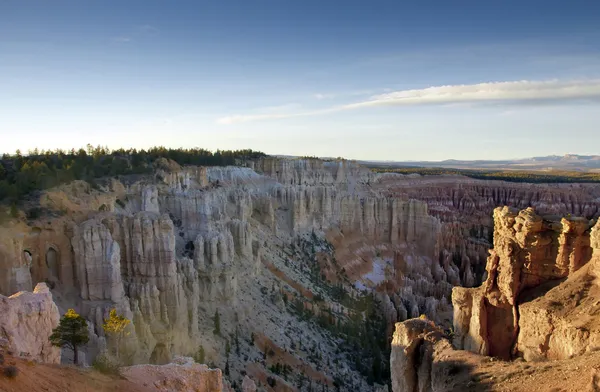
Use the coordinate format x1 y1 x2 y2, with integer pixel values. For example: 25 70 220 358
357 154 600 172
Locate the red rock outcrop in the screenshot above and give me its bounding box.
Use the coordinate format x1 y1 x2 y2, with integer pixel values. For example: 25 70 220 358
390 318 477 392
453 206 598 360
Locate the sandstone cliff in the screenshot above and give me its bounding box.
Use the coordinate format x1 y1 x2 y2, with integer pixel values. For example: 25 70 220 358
453 206 600 362
390 318 476 392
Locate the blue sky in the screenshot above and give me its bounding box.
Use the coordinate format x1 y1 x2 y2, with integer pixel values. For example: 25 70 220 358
1 1 600 160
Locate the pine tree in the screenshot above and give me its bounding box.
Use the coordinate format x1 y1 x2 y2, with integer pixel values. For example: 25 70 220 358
49 309 89 364
193 345 205 363
213 310 221 335
102 308 131 362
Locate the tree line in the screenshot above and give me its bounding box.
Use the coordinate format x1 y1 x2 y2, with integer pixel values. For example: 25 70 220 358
0 145 266 203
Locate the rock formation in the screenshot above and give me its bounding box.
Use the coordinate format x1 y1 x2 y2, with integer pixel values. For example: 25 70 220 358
2 157 600 391
390 318 475 392
0 282 60 363
121 356 231 392
390 208 600 391
452 207 600 359
378 175 600 290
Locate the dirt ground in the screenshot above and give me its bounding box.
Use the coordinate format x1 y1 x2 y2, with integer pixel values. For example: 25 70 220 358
0 355 148 392
438 348 600 392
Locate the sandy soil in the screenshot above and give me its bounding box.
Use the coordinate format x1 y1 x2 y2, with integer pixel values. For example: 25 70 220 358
0 355 147 392
437 348 600 392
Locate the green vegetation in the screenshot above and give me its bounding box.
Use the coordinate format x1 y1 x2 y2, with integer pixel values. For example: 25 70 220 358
288 234 390 386
2 365 19 379
369 165 600 183
213 310 221 335
92 353 120 375
0 145 266 203
269 362 293 379
193 345 206 364
49 309 90 365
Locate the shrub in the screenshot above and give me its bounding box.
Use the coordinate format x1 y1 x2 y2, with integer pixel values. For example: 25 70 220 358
92 353 120 375
26 207 43 220
3 365 19 378
193 345 205 364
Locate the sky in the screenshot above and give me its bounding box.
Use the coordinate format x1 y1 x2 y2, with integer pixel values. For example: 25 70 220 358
1 0 600 161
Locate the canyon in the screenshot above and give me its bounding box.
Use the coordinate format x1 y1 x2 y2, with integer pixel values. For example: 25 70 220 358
1 157 600 391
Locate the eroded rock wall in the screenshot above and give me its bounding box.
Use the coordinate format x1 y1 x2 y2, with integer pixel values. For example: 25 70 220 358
0 283 60 363
453 206 597 360
390 318 473 392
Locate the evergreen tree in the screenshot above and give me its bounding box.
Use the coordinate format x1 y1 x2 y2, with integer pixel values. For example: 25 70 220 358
213 310 221 335
193 345 206 363
49 309 89 364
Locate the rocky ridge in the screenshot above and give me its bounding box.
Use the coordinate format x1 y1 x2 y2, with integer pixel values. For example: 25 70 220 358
391 206 600 391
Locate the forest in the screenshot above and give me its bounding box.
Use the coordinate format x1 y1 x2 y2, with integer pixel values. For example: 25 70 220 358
0 145 266 203
368 165 600 183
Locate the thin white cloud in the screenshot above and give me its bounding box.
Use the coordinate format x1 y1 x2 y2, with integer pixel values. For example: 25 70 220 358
314 93 334 100
216 79 600 124
345 79 600 109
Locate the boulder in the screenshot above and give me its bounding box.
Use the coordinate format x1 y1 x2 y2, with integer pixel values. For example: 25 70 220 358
0 283 60 363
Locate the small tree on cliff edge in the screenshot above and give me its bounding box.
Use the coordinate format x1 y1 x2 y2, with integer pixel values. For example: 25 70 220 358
103 308 131 362
49 309 89 364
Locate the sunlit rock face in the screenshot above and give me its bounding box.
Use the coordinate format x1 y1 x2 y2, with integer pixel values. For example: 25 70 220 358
390 318 460 392
0 283 61 363
453 206 599 361
121 356 230 392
